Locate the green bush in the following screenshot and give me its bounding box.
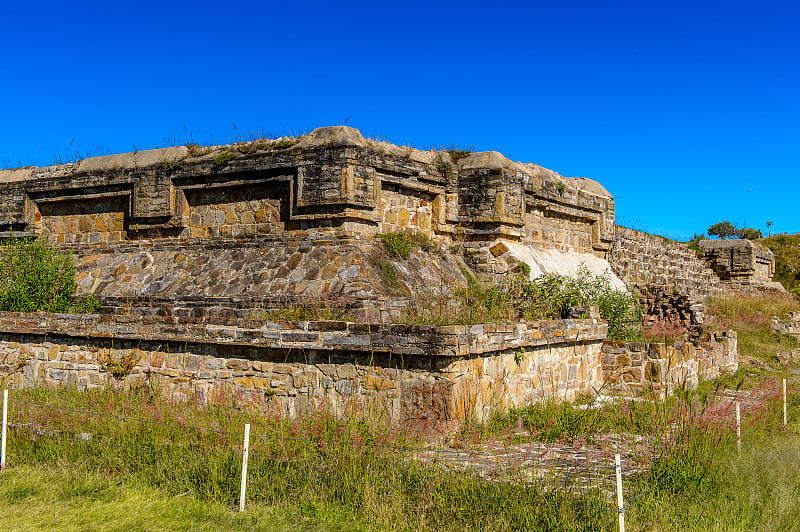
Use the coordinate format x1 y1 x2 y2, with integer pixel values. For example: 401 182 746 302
376 231 437 259
519 266 642 341
405 264 642 339
0 238 98 313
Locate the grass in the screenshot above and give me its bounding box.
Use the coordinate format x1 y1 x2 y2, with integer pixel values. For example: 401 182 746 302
4 386 617 531
375 231 438 260
706 291 800 363
0 466 284 532
761 233 800 293
3 377 800 530
252 297 355 321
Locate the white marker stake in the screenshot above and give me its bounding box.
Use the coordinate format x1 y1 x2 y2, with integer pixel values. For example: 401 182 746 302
1 390 7 470
784 379 788 426
736 402 741 457
239 423 251 512
615 453 625 532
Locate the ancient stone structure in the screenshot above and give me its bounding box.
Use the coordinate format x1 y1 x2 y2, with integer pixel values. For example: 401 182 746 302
773 311 800 341
699 239 781 289
601 331 738 395
0 125 755 417
0 312 606 422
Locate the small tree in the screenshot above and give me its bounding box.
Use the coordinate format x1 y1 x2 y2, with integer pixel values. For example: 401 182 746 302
737 227 763 240
707 221 738 240
0 238 98 313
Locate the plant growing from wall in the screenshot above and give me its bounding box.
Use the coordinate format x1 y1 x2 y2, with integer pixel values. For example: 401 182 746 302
0 238 100 314
376 231 437 259
100 349 141 380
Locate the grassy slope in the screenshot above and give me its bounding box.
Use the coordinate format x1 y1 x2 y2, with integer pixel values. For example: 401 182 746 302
707 291 800 365
761 234 800 293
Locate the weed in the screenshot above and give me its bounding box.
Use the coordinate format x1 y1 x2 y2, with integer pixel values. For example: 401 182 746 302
70 295 101 314
436 162 452 177
444 146 475 162
556 182 566 194
402 265 641 339
376 260 400 289
376 231 437 259
212 151 234 166
272 139 298 150
706 291 800 362
99 349 141 380
253 296 354 321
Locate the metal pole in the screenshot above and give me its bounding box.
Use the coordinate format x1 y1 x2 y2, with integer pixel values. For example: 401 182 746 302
239 423 251 512
615 453 625 532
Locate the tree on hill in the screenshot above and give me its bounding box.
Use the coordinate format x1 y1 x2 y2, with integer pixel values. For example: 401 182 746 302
738 227 763 240
707 221 738 239
706 221 762 240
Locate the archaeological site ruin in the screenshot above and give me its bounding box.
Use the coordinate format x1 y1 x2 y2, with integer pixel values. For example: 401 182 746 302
0 126 781 421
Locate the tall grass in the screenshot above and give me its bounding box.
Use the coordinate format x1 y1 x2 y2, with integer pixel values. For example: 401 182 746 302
706 291 800 362
5 387 615 531
3 382 800 530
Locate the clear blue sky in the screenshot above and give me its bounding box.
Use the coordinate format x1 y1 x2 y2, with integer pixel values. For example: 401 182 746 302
1 0 797 240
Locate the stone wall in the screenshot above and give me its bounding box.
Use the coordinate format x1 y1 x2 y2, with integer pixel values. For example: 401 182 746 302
609 226 721 298
0 126 621 307
601 331 738 395
774 311 800 341
700 239 776 284
0 311 607 422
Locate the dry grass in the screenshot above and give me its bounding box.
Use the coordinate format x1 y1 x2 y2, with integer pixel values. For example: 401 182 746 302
706 291 800 362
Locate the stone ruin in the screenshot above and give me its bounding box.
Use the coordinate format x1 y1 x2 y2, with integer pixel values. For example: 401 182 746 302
0 125 773 419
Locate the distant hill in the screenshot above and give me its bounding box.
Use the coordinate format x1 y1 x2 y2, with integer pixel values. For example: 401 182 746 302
761 234 800 292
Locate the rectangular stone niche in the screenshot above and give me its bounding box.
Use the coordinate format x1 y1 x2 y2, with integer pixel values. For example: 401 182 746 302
0 312 607 422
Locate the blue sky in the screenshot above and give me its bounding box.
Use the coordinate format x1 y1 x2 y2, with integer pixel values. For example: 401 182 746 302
1 0 797 240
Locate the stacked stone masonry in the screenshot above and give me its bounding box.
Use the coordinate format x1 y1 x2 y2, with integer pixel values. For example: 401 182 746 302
774 311 800 341
0 312 607 422
601 332 738 395
0 126 769 416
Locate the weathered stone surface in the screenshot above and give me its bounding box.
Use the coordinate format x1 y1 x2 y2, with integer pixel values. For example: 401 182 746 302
0 312 605 422
601 333 738 396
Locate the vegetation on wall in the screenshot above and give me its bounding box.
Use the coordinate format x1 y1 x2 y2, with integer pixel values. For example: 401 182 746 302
405 263 642 341
0 238 99 314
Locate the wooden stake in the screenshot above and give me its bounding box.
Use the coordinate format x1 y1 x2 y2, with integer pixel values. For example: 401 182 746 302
1 390 7 470
615 453 625 532
736 402 741 457
784 379 788 426
239 424 250 512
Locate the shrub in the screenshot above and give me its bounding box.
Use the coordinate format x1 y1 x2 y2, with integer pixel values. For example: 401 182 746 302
376 231 437 259
0 238 96 314
404 264 642 340
516 265 642 341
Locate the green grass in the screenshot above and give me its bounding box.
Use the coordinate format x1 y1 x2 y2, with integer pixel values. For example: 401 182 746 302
4 387 616 531
252 297 355 321
0 465 292 532
706 291 800 363
761 234 800 293
4 383 800 530
375 231 438 259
